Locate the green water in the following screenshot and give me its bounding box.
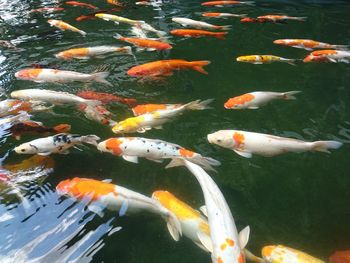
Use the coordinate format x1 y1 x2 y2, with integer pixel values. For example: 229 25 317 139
0 0 349 262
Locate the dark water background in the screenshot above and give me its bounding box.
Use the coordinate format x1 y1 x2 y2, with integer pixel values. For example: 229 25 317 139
0 0 349 262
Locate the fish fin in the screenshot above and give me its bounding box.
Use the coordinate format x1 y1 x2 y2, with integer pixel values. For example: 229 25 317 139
114 21 120 25
191 60 211 75
248 106 259 109
81 135 100 146
253 62 263 64
165 211 182 241
194 241 211 252
311 141 342 153
243 1 255 5
234 150 252 158
188 156 221 172
197 231 213 253
122 155 139 163
214 32 228 40
244 249 265 263
146 48 156 51
91 71 113 87
119 200 128 216
305 47 313 51
295 17 307 21
165 158 184 169
102 179 112 183
88 202 105 217
38 152 52 156
15 135 21 140
239 226 250 249
286 59 297 66
120 46 133 55
59 150 70 155
216 25 231 31
282 90 301 100
185 99 214 110
199 205 208 217
113 33 123 39
136 47 145 52
153 125 163 129
79 30 87 36
146 157 163 163
137 128 147 133
332 45 349 50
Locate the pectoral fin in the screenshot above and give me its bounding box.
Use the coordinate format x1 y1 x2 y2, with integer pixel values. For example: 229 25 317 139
59 150 70 155
119 200 129 216
137 128 147 133
234 150 252 158
197 231 213 253
153 125 163 129
88 202 105 217
200 205 208 217
239 226 250 249
38 152 52 156
122 155 139 163
165 158 184 169
146 157 164 163
248 106 259 109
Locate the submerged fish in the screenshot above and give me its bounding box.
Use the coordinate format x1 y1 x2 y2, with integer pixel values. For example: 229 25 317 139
77 91 137 106
202 12 247 18
15 68 112 86
330 250 350 263
137 22 167 37
30 7 65 13
207 130 343 158
201 1 254 6
65 1 97 9
97 137 221 171
4 155 54 173
95 13 143 26
0 112 31 127
14 133 100 155
114 34 172 51
55 46 132 60
303 50 350 63
127 59 210 77
257 15 306 22
171 29 227 40
262 245 325 263
273 39 349 51
240 17 270 23
224 91 300 109
107 0 123 6
56 177 182 240
0 99 52 117
236 55 296 65
172 17 231 31
48 19 87 36
78 104 117 126
75 8 122 22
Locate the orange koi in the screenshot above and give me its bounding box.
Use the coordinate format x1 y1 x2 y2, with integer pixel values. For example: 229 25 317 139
48 19 86 36
171 29 227 40
202 12 246 18
77 91 137 106
201 1 254 6
4 155 54 173
273 39 349 51
240 17 269 23
303 49 350 63
65 1 97 9
107 0 123 6
114 34 172 51
257 15 306 22
330 250 350 263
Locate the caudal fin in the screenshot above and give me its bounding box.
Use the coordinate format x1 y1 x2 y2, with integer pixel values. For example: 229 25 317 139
81 135 101 146
191 60 211 75
332 45 349 50
79 30 87 36
119 46 133 55
189 155 221 172
215 25 231 31
113 33 123 40
242 1 255 5
184 99 214 110
281 91 301 100
214 32 228 40
91 71 113 87
311 140 343 153
295 17 307 21
53 124 71 133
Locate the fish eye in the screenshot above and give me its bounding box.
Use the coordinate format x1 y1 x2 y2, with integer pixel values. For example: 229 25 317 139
21 149 26 152
217 139 222 143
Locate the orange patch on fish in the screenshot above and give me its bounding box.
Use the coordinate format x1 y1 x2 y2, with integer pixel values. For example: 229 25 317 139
18 69 42 79
224 93 255 108
179 148 195 157
311 49 337 56
225 238 234 247
238 252 245 263
233 132 245 149
105 138 123 155
132 104 167 116
199 221 210 235
217 256 224 263
261 246 274 257
202 12 221 17
330 250 350 263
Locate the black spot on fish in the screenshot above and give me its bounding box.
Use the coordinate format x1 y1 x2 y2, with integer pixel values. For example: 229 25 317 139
147 149 149 152
29 144 38 150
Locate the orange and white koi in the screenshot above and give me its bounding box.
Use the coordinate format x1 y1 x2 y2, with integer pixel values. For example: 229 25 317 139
78 104 117 126
170 29 228 40
114 34 172 51
181 159 250 263
201 1 254 6
97 137 220 171
202 12 247 18
127 59 210 77
224 91 300 109
107 0 123 6
0 99 52 117
236 55 296 65
262 245 325 263
15 68 112 86
48 19 86 36
152 190 212 252
65 1 97 9
240 17 269 23
274 39 349 51
77 91 137 106
56 177 182 240
132 99 213 116
15 134 100 155
55 46 132 60
330 250 350 263
95 13 143 26
172 17 231 31
303 50 350 63
112 100 213 133
30 7 65 13
207 130 343 158
257 15 306 22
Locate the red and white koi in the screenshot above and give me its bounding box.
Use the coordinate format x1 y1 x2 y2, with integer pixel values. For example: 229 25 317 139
181 160 250 263
202 12 247 18
55 46 132 60
56 177 182 241
201 1 254 7
330 250 350 263
257 15 306 22
112 100 213 133
0 99 52 117
97 137 221 171
14 133 100 155
303 50 350 63
224 91 300 110
273 39 349 51
48 19 86 36
236 55 296 65
15 68 112 86
172 17 231 31
207 130 343 158
78 104 117 126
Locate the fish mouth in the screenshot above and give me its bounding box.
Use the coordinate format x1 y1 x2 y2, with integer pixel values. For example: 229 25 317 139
207 134 214 144
96 142 105 152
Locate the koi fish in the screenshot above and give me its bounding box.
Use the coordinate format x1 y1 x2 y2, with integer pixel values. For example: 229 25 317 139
11 89 101 107
4 155 54 173
152 190 212 252
240 17 269 23
48 19 87 36
107 0 123 6
30 7 65 13
56 177 182 240
112 100 213 133
303 50 350 63
9 121 71 140
132 99 213 116
78 104 117 126
0 99 52 117
262 245 325 263
171 29 228 40
330 250 350 263
172 17 231 31
207 130 343 158
127 59 210 77
137 22 167 38
257 15 307 22
0 40 17 49
273 39 349 51
77 91 137 106
201 1 254 6
0 112 31 127
97 137 221 171
202 12 247 18
114 34 172 51
15 133 100 155
75 8 122 22
131 26 148 38
95 13 143 26
224 91 301 109
55 46 132 60
181 159 250 263
236 55 296 65
65 1 97 9
15 68 112 86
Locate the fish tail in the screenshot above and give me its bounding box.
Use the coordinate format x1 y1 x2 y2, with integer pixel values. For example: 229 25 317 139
190 60 211 75
162 210 182 241
286 59 297 65
188 155 221 172
184 99 214 110
79 30 87 36
311 140 343 153
53 124 71 133
244 249 265 263
215 25 231 31
332 45 349 50
15 112 31 122
91 71 113 87
295 17 307 21
113 33 123 39
81 135 101 146
243 1 255 5
120 46 133 56
214 32 228 40
156 30 167 37
281 91 301 100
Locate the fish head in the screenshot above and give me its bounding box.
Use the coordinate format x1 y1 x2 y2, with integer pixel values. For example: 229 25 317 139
14 142 40 154
240 18 256 23
97 138 124 156
261 245 276 261
236 56 252 62
273 39 284 45
47 19 59 26
15 69 42 80
224 93 255 109
127 66 147 77
112 117 140 133
207 130 234 148
56 178 76 196
303 54 329 63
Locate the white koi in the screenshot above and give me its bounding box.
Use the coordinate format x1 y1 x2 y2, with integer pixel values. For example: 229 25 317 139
55 46 132 60
172 17 231 30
